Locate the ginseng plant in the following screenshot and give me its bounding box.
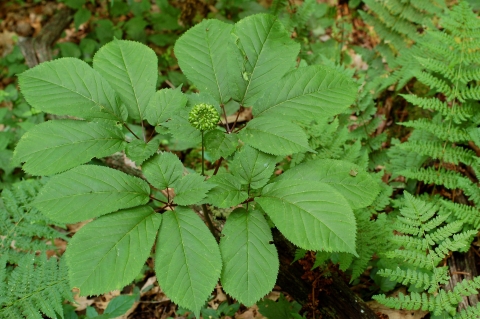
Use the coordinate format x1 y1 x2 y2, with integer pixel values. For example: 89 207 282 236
14 13 379 317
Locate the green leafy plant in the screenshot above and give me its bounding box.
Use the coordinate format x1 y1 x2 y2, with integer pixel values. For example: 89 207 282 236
382 2 480 317
388 0 480 217
0 179 71 318
82 291 139 319
359 0 447 91
13 13 381 316
0 179 67 264
257 293 305 319
0 253 72 319
0 45 42 188
373 193 480 317
360 0 446 60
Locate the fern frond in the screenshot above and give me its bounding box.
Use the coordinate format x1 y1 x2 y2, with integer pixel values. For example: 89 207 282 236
358 10 406 53
369 181 393 211
459 66 480 83
0 179 67 265
388 139 428 178
416 56 457 81
452 275 480 298
378 3 480 316
399 119 471 143
410 0 446 15
374 290 462 316
434 231 476 257
376 266 449 292
458 179 480 207
399 167 466 190
398 141 476 166
375 192 479 315
269 0 288 15
454 302 480 319
426 220 463 243
292 0 315 28
441 1 480 32
414 71 453 99
393 234 435 251
350 211 392 280
438 200 480 228
385 249 438 270
399 192 437 225
374 292 435 313
0 254 72 319
458 86 480 102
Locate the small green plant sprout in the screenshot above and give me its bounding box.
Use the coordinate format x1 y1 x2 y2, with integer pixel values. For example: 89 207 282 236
13 13 380 317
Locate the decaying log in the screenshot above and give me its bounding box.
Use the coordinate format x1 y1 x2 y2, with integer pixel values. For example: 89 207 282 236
273 229 380 319
446 248 479 312
18 7 74 68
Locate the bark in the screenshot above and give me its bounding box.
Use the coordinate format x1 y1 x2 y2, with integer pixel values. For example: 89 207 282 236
273 229 380 319
446 248 479 312
18 7 74 68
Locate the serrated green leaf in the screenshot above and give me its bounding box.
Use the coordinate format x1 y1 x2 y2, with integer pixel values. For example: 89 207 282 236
34 165 150 224
18 58 126 121
205 173 248 208
66 206 161 296
277 159 380 209
173 173 213 205
175 19 233 103
93 39 157 120
163 112 201 147
155 207 222 317
256 180 357 254
230 145 276 189
13 120 126 176
253 65 358 120
186 91 220 110
240 118 313 156
204 129 238 161
125 138 160 165
143 152 183 190
232 14 299 106
145 87 187 126
220 208 278 306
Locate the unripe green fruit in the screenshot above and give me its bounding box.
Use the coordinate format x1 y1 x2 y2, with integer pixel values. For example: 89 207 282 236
188 103 220 131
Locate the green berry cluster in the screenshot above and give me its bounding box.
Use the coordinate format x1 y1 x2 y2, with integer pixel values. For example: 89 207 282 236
188 103 220 131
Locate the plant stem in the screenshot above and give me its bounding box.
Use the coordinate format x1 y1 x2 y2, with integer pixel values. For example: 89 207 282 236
201 130 205 175
230 109 242 132
221 104 231 133
202 204 219 242
123 123 140 140
149 196 168 205
213 157 223 175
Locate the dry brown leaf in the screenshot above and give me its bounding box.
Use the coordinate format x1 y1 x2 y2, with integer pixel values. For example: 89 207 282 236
94 290 121 311
67 220 91 234
235 305 266 319
367 300 429 319
265 291 281 301
221 108 252 125
141 276 158 294
72 290 94 312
